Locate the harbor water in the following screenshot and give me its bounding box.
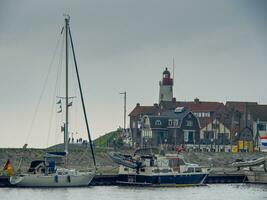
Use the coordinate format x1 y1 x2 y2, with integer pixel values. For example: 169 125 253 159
1 184 266 200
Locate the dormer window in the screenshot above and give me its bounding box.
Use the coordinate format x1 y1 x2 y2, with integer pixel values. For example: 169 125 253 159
186 120 193 127
155 120 162 126
168 120 172 126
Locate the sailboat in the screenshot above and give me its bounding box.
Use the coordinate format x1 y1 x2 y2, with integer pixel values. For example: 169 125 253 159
10 15 96 187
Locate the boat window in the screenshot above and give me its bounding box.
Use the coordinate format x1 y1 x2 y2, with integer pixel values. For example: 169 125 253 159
195 167 202 172
124 168 129 171
140 168 145 172
152 169 160 173
160 169 171 173
187 167 194 173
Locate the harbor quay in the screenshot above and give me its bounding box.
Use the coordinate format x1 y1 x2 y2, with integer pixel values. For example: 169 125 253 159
0 146 265 186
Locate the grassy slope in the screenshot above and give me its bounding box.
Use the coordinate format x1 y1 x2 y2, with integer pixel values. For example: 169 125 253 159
93 130 121 148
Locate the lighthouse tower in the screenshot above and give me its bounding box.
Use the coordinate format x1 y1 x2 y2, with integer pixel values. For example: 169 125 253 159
159 67 173 103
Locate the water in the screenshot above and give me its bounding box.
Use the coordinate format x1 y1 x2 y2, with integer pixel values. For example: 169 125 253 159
1 184 267 200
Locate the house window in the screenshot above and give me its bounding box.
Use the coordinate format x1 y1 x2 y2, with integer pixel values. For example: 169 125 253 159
186 120 193 127
257 123 266 131
173 119 179 126
155 120 162 126
184 131 195 143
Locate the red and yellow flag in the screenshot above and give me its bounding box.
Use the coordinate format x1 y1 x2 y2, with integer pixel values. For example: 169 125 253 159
3 159 14 176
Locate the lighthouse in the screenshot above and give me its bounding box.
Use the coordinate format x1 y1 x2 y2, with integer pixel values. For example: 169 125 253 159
159 67 173 103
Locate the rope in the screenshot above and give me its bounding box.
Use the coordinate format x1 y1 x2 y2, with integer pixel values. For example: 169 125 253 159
69 27 97 169
46 33 65 148
25 26 64 146
54 36 65 145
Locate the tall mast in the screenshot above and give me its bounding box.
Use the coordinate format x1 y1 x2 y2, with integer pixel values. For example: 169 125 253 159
64 15 70 154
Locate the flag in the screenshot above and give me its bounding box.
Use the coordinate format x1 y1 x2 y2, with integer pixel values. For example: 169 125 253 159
260 136 267 147
57 105 62 113
68 102 73 107
61 125 65 132
56 99 61 104
3 159 14 176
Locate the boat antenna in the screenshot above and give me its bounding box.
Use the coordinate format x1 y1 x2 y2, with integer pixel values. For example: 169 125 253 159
172 57 175 85
68 26 97 170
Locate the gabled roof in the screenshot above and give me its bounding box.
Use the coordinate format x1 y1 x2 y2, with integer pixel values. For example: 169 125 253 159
198 117 214 128
146 115 169 129
129 105 160 117
248 105 267 121
238 127 253 141
226 101 258 113
199 118 231 130
147 109 200 129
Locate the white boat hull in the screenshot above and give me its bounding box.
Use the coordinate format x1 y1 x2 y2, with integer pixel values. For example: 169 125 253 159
10 172 94 187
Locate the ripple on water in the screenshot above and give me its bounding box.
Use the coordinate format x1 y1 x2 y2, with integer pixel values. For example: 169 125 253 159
1 184 267 200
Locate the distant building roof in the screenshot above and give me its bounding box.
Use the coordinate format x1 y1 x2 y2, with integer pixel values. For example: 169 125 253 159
175 98 224 112
248 105 267 121
129 103 160 117
226 101 258 113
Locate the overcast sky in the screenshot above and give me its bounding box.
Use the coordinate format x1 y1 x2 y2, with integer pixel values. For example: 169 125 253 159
0 0 267 148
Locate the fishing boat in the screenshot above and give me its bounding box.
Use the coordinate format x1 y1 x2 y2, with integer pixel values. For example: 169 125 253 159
10 15 96 187
108 149 209 186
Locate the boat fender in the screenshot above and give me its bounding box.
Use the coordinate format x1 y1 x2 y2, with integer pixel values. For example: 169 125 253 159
67 175 71 183
54 175 58 183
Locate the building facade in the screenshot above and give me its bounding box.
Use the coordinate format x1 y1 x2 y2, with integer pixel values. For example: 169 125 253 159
140 108 200 148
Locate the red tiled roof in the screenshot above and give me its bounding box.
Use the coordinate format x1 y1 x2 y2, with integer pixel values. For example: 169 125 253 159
175 101 224 112
128 106 160 117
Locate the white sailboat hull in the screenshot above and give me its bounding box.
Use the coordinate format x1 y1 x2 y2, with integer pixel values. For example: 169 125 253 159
10 171 95 187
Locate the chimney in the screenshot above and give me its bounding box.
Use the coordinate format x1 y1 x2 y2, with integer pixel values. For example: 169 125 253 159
194 98 200 104
136 103 140 107
172 97 176 102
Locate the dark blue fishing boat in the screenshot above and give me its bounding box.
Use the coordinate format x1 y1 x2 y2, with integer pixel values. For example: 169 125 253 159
109 149 209 186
